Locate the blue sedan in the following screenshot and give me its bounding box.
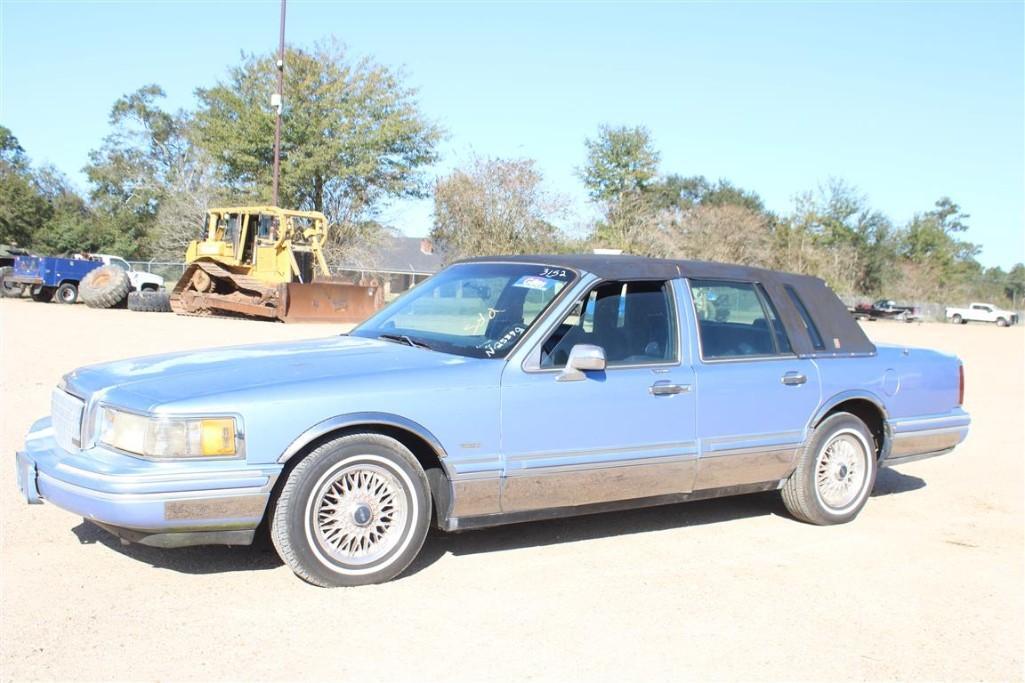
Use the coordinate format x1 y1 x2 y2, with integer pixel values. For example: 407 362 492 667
16 255 970 586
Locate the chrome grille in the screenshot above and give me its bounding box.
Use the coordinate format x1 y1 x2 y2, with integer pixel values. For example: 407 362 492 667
51 389 85 453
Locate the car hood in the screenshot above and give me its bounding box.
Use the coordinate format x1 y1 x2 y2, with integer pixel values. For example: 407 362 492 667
65 335 478 408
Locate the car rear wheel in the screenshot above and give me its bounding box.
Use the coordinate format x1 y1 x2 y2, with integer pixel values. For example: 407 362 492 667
951 314 962 324
996 317 1008 327
781 412 877 525
270 433 431 587
30 285 54 303
55 282 78 304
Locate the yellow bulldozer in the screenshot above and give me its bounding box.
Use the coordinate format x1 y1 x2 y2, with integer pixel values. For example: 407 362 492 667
170 205 382 323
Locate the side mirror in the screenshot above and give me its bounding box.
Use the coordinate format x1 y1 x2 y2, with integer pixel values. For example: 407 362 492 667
557 344 606 382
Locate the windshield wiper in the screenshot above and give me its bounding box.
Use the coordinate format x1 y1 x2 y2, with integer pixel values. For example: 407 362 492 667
377 333 432 350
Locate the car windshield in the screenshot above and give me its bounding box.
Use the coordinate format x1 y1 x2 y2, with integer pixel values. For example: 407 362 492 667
350 262 576 359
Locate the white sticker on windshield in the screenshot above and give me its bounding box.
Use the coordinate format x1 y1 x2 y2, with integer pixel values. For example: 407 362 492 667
513 275 555 291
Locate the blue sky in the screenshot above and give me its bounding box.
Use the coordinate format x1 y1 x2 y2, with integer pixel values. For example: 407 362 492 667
2 1 1023 267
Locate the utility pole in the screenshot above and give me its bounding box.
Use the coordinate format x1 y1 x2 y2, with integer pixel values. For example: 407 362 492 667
271 0 286 207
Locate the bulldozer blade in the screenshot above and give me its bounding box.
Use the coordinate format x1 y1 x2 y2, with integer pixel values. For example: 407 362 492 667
281 281 383 323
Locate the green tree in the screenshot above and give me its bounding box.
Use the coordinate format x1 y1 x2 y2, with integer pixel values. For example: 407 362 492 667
780 180 896 294
194 42 442 233
900 197 979 280
0 126 49 246
84 85 201 257
579 125 660 203
432 156 567 260
0 127 101 252
1005 263 1025 307
0 126 29 171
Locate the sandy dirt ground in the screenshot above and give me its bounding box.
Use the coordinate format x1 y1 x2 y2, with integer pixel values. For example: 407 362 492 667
1 298 1022 682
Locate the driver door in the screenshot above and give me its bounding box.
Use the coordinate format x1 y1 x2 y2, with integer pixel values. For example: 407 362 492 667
499 279 698 513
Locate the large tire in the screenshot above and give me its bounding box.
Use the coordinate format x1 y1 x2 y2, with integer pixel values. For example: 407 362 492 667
79 265 130 309
54 282 78 305
996 317 1008 327
781 412 878 525
271 433 431 587
127 290 172 312
950 314 962 324
0 266 24 298
30 285 54 303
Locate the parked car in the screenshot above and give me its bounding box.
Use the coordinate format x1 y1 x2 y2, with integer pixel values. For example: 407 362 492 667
6 253 163 304
15 255 970 586
851 299 919 322
945 302 1018 327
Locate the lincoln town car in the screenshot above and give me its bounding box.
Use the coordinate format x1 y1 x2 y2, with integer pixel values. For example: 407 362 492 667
16 255 970 586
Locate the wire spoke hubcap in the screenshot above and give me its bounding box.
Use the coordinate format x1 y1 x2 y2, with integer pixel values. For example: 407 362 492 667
815 433 868 510
312 463 407 566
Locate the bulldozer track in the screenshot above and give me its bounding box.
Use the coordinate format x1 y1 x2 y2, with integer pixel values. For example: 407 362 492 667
171 259 280 318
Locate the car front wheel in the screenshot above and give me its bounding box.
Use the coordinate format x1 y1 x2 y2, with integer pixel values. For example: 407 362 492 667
781 412 878 525
270 433 431 587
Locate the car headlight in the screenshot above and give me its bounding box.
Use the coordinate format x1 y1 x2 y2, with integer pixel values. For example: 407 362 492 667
97 407 240 458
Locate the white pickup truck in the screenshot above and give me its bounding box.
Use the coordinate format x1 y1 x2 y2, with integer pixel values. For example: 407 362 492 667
90 254 164 292
945 302 1019 327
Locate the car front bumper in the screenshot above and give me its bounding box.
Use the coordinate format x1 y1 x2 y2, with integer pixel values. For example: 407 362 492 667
16 417 282 547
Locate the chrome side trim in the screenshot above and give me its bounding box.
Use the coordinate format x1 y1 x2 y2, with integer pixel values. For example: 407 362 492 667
887 428 966 459
692 446 800 490
164 495 268 521
449 476 502 518
881 448 955 468
278 412 450 466
506 440 698 466
500 455 698 514
703 431 803 453
445 480 781 531
885 409 970 460
889 412 971 433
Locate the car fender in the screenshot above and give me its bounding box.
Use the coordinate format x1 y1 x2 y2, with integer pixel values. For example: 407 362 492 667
277 411 452 474
805 389 890 445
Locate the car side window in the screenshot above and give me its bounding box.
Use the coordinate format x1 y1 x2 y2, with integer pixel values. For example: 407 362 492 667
540 280 677 368
690 280 793 359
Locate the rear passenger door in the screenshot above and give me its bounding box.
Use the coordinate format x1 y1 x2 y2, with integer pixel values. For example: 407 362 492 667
686 279 821 492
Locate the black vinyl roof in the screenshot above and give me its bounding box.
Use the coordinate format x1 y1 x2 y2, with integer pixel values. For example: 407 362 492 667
457 254 876 357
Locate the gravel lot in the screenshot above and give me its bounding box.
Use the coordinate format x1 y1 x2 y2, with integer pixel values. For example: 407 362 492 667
1 298 1022 681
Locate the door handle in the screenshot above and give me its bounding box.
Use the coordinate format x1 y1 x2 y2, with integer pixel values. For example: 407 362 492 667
781 371 807 386
649 381 690 396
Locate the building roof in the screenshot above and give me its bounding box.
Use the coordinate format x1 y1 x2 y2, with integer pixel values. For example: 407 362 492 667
337 237 445 275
